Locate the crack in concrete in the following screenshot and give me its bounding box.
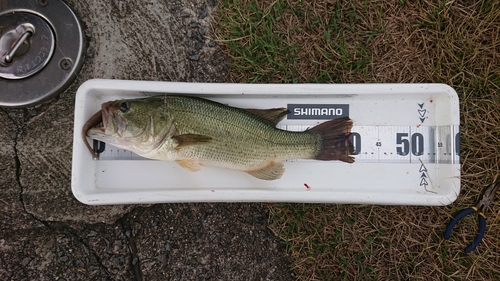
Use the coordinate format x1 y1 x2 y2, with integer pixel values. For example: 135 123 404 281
4 112 52 228
4 110 37 221
56 222 115 280
119 213 143 281
3 109 114 279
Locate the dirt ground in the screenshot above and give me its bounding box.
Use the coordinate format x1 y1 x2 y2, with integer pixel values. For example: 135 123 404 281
0 1 293 280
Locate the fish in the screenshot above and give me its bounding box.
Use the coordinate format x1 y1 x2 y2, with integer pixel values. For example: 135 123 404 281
83 95 354 180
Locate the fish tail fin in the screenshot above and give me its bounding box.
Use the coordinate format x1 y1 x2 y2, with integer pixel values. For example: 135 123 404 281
308 117 355 163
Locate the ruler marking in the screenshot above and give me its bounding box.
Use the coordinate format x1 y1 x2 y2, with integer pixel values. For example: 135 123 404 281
409 125 413 164
377 126 381 163
93 125 459 164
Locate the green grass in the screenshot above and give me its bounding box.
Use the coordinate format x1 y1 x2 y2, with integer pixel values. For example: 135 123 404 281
216 0 377 83
215 0 500 279
217 0 301 83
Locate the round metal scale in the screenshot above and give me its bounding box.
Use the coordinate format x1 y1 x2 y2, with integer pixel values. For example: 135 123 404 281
0 0 85 107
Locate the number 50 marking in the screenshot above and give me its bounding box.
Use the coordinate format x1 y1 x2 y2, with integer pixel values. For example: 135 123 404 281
396 133 424 156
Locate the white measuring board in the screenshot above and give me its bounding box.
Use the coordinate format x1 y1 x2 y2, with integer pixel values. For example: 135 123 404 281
71 79 460 205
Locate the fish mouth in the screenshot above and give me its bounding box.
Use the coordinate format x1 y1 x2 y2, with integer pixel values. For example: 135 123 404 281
82 102 115 158
100 102 111 133
82 109 103 159
83 102 127 137
84 104 109 136
102 102 126 136
83 101 131 157
96 102 113 133
88 102 124 135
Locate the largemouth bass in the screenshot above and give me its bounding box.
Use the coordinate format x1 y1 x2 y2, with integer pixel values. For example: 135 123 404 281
84 96 354 180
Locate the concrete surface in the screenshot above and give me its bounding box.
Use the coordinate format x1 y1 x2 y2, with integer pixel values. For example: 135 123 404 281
0 0 293 280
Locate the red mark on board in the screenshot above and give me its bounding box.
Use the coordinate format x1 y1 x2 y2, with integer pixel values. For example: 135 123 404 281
416 124 421 128
211 190 215 192
430 99 433 103
304 183 310 190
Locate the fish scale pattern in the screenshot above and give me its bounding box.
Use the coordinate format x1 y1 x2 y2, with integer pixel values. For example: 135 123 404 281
156 96 319 170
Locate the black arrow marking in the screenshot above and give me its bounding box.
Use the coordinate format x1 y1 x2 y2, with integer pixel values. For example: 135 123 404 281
419 164 427 172
418 103 424 109
418 159 437 193
420 117 425 123
418 109 427 117
420 178 428 186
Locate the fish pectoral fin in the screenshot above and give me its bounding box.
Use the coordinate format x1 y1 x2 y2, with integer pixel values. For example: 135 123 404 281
244 108 290 126
175 159 202 172
173 134 212 148
246 162 285 180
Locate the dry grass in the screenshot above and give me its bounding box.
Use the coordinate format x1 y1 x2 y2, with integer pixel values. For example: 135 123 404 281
214 0 500 279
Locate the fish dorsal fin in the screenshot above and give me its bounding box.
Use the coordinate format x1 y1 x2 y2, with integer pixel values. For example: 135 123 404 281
246 162 285 180
244 108 289 126
173 134 212 148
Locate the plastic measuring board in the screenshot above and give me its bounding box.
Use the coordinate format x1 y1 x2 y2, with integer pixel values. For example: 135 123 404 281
71 79 460 205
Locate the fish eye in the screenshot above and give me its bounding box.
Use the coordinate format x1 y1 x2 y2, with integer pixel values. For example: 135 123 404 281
119 101 130 113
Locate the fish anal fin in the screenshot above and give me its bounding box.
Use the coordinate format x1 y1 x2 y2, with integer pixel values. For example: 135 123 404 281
244 108 290 126
173 134 212 149
246 162 284 180
176 159 202 172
